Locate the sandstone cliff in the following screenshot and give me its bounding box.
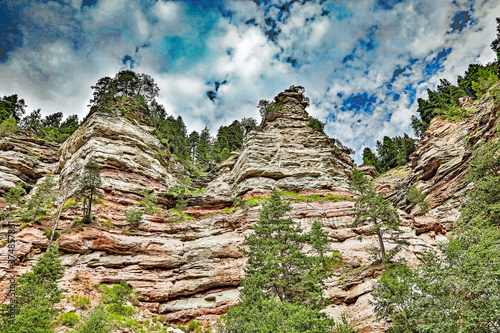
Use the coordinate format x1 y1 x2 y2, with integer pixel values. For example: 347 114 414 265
0 131 60 195
2 86 497 332
380 85 499 229
206 88 354 198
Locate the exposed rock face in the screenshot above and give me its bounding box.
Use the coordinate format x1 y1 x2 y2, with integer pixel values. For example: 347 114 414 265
206 88 354 198
1 195 445 331
2 86 494 332
0 131 60 195
57 109 186 204
385 87 499 228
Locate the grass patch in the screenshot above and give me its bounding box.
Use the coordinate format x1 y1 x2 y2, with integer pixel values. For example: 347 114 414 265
167 208 194 222
54 312 80 327
69 295 91 309
435 105 470 122
222 207 238 214
63 200 77 208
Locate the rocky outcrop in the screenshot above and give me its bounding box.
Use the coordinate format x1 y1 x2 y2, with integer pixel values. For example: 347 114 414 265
206 88 354 198
57 108 187 205
0 131 60 195
385 86 499 228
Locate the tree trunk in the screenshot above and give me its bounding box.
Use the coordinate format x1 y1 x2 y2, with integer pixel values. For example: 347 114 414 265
48 193 70 249
376 226 386 260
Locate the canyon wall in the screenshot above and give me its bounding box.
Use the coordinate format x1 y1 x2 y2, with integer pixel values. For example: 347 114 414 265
1 86 499 332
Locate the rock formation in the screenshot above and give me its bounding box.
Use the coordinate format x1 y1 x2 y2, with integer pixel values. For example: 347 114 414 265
384 86 499 229
206 88 354 198
1 86 498 332
0 131 60 195
57 104 187 205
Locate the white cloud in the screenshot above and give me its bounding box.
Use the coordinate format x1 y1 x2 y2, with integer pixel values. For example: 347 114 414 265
154 1 183 22
1 0 499 164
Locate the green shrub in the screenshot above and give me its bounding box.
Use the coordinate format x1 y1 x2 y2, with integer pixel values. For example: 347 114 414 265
333 313 358 333
43 230 59 241
55 312 80 327
0 117 20 136
4 183 24 206
435 105 470 122
69 295 91 310
165 185 188 210
167 208 194 222
74 305 110 333
307 116 325 133
187 319 203 332
124 208 143 224
99 280 137 315
407 186 430 215
491 87 500 107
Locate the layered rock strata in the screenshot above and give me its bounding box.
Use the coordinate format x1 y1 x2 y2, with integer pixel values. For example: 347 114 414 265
206 88 354 197
1 195 446 331
385 86 499 228
57 108 187 204
0 131 60 195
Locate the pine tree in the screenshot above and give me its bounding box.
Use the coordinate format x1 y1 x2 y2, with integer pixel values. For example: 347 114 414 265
195 126 212 170
223 190 336 332
362 147 380 170
351 169 402 261
22 175 57 224
188 131 199 161
491 17 500 77
0 244 64 333
76 158 103 224
372 227 500 332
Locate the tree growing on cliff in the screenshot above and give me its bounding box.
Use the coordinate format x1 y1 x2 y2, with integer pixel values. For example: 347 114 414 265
0 244 64 333
88 70 159 110
0 117 20 136
223 190 338 332
0 94 26 123
76 158 103 224
460 138 500 227
491 17 500 77
351 169 403 261
21 175 57 224
3 183 24 210
372 226 500 332
195 126 213 170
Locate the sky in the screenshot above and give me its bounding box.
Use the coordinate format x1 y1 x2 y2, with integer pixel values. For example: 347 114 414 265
0 0 499 164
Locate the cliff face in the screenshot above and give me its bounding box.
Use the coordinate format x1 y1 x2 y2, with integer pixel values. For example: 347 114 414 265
383 86 499 229
57 106 187 205
0 131 60 195
1 87 496 332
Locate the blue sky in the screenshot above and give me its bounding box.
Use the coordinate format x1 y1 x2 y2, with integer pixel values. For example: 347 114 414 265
0 0 499 163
